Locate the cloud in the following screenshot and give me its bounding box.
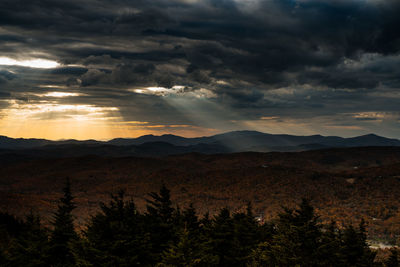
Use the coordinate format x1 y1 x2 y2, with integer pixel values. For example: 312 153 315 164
0 69 16 84
1 0 400 138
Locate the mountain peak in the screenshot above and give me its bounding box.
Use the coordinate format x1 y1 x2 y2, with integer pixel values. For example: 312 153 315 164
362 133 380 137
356 133 385 139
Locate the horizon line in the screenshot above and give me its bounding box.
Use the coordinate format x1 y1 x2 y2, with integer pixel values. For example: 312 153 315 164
0 130 396 142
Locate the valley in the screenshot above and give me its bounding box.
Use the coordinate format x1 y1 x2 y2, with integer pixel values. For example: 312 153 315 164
1 146 400 244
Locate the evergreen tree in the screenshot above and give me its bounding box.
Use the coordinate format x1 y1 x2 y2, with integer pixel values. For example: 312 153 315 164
146 184 175 223
199 212 212 230
249 199 325 266
48 178 78 266
182 204 200 234
82 190 151 266
231 203 260 265
278 199 323 266
159 204 218 267
158 227 218 267
0 211 24 264
208 208 237 266
7 213 49 267
386 249 399 267
145 184 177 263
0 250 6 266
318 221 344 266
341 220 376 267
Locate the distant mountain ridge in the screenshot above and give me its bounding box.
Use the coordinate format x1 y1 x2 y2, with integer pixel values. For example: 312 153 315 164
0 131 400 158
0 135 99 149
101 131 400 149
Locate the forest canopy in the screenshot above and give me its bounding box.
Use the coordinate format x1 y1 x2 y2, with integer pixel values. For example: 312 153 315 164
0 180 398 267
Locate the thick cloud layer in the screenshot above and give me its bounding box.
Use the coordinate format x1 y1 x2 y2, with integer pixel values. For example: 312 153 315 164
0 0 400 139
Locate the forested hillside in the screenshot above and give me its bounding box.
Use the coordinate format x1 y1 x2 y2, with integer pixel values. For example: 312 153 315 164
2 147 400 246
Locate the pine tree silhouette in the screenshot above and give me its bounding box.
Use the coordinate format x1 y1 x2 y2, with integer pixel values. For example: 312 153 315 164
48 178 77 266
386 249 399 267
6 212 49 267
145 183 176 263
83 190 151 266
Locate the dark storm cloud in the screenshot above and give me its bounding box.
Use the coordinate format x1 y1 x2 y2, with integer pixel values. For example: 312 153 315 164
1 0 400 136
297 69 380 89
2 0 399 84
0 70 15 84
0 92 11 99
50 67 88 76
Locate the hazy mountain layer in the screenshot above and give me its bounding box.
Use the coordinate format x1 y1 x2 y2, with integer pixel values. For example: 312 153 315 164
1 131 399 158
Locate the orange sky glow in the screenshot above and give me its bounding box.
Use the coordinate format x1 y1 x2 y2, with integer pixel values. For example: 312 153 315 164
0 98 221 140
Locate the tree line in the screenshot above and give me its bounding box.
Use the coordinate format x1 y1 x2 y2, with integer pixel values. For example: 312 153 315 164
0 179 399 267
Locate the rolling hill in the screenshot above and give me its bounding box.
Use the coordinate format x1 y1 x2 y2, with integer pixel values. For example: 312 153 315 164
1 146 400 244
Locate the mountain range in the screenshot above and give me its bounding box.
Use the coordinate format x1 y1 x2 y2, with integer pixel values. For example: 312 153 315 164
0 131 400 158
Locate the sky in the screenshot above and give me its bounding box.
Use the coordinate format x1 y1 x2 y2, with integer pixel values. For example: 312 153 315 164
0 0 400 140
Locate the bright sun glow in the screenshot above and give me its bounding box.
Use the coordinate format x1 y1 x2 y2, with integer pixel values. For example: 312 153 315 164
132 85 186 96
6 102 119 116
147 87 167 92
0 100 123 140
0 57 59 69
43 92 80 97
0 98 218 140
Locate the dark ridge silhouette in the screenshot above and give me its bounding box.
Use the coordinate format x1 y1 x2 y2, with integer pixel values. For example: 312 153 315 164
1 131 399 158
